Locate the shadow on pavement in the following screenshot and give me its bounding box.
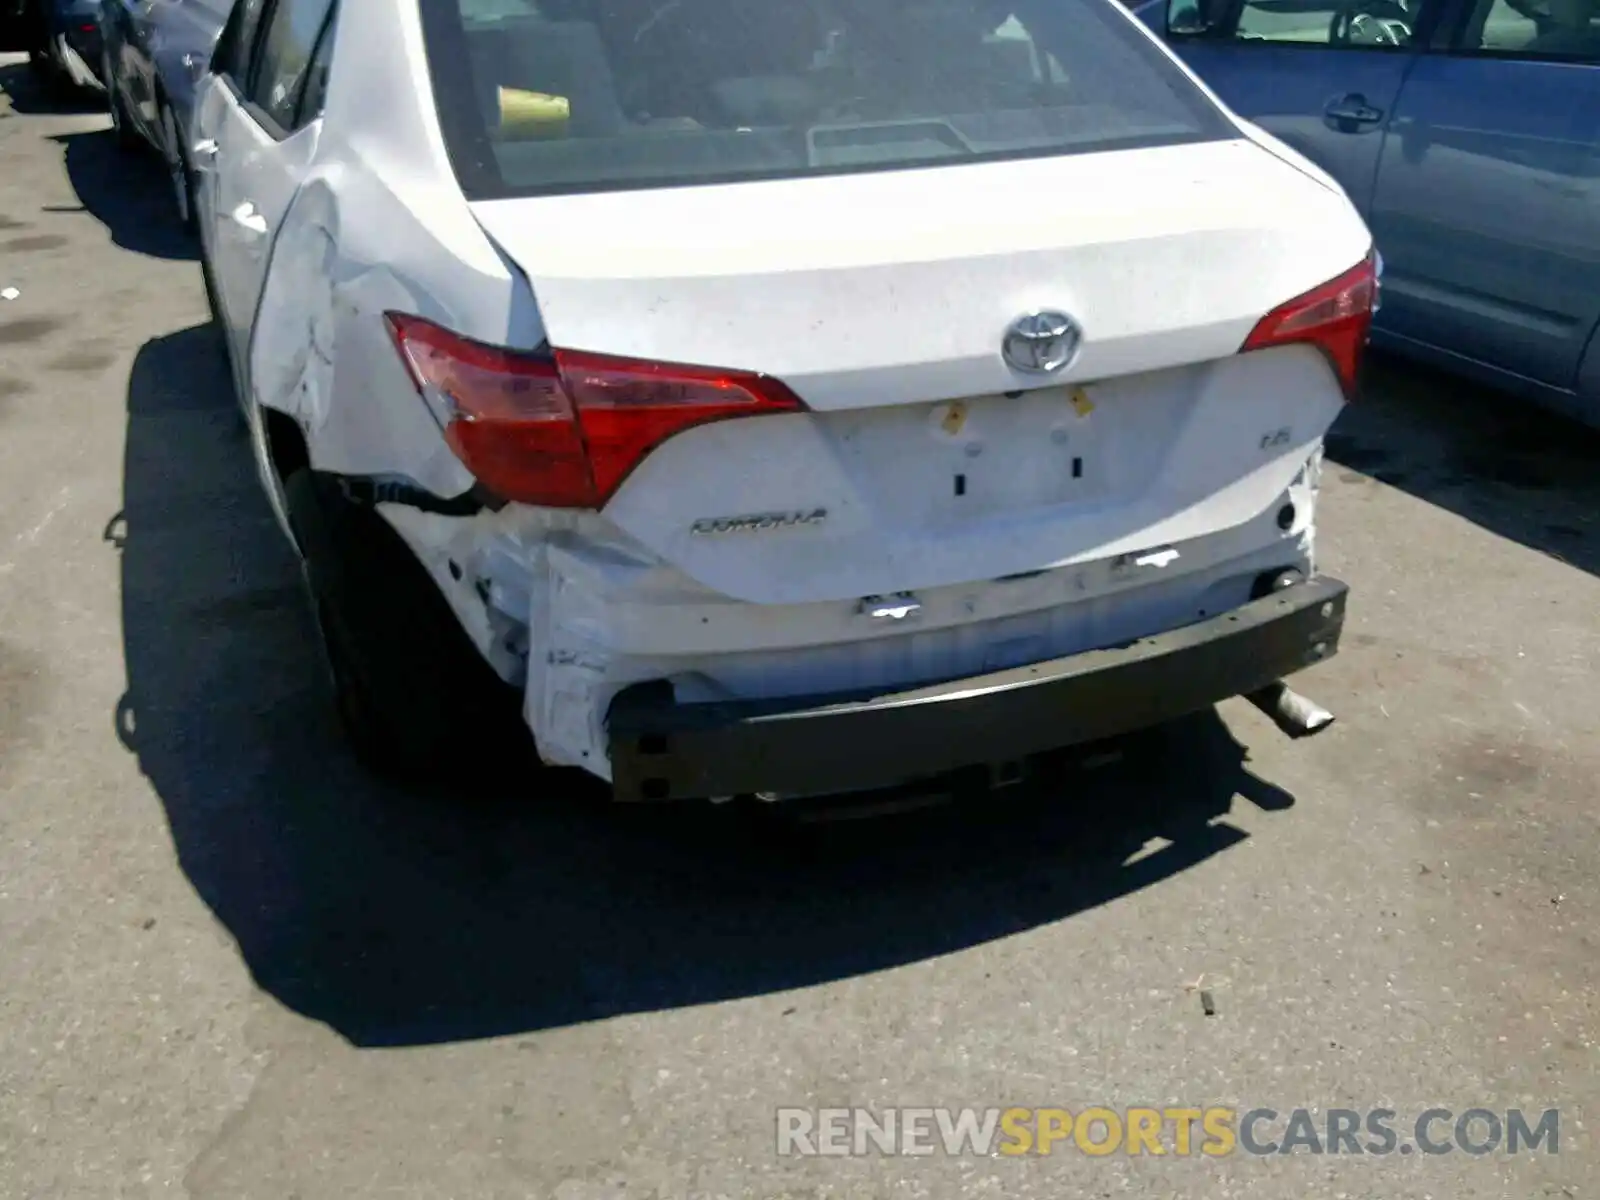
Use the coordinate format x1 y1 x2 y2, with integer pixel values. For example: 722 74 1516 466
0 60 190 255
48 126 196 260
2 57 190 259
115 321 1297 1048
1328 353 1600 577
0 60 105 118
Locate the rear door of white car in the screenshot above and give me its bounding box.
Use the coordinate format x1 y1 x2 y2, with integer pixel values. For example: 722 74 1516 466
196 0 336 380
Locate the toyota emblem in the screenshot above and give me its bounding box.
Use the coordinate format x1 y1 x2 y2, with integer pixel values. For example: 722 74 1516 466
1002 310 1082 375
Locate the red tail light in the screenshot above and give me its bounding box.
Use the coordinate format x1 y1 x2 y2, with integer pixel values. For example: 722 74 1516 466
1241 250 1378 399
385 315 808 508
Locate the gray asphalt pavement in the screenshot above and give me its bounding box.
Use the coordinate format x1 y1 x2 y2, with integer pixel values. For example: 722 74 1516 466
2 56 1597 1200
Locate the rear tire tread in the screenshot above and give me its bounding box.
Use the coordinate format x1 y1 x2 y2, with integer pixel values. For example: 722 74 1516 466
158 98 196 230
107 74 141 152
284 469 534 788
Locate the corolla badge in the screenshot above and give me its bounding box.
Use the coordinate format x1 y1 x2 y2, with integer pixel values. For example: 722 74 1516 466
1002 310 1082 375
690 509 828 536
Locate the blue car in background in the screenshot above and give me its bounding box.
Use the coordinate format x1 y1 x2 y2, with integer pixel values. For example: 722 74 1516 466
0 0 105 91
100 0 232 231
1140 0 1600 426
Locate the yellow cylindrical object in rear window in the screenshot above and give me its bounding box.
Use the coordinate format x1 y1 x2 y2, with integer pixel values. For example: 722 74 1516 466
496 88 571 140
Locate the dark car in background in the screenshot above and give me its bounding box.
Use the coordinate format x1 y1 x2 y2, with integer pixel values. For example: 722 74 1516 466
101 0 232 229
1 0 105 91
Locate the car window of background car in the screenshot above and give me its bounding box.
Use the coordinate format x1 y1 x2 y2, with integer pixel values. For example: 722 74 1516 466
249 0 335 131
1216 0 1420 45
213 0 269 81
422 0 1236 199
1465 0 1600 54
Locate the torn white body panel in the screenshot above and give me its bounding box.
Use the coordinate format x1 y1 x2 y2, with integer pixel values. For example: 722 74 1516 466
245 169 509 496
378 438 1322 775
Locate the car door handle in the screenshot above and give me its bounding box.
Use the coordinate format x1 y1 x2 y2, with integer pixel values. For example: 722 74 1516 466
1324 94 1385 128
191 138 218 172
230 202 268 236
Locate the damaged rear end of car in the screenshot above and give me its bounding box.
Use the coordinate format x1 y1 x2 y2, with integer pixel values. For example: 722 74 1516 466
247 0 1375 798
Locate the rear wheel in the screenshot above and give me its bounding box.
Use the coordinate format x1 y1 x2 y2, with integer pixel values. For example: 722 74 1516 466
158 99 195 230
105 60 141 152
283 469 536 787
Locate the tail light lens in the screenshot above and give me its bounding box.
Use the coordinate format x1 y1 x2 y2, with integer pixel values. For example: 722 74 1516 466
1241 249 1379 399
385 314 808 508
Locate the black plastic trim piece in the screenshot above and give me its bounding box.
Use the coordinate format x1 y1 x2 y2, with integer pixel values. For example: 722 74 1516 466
607 576 1349 802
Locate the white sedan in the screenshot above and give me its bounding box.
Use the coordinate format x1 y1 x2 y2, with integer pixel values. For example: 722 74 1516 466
190 0 1375 801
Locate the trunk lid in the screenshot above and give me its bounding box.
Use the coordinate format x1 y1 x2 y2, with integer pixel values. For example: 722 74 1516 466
469 138 1369 605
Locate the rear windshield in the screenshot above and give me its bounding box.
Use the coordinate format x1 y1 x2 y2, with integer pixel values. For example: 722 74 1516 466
421 0 1234 199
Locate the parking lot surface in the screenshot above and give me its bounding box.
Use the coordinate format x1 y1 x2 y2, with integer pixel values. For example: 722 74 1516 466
1 57 1597 1199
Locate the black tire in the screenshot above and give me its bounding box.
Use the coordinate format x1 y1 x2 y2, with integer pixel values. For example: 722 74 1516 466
105 61 141 153
157 97 196 231
283 469 536 787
